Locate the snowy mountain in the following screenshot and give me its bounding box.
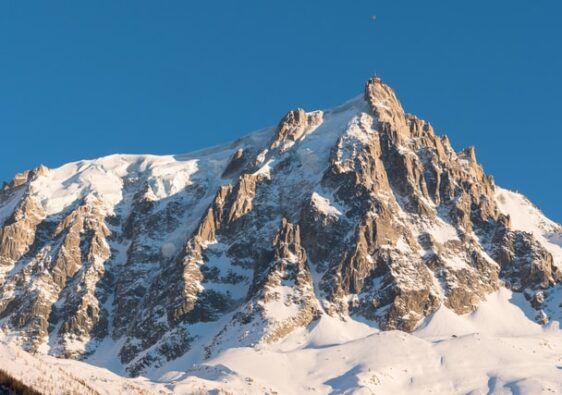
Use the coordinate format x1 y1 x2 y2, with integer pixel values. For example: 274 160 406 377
0 76 561 394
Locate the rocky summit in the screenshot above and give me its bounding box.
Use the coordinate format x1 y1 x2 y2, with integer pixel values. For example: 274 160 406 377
0 76 561 385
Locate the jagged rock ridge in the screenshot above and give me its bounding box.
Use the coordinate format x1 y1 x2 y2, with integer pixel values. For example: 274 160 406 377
0 76 561 376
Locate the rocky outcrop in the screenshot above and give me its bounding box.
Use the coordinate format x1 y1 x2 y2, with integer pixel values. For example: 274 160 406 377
492 225 561 291
195 185 233 242
1 165 48 193
204 218 319 357
258 219 319 343
0 198 111 353
54 201 112 356
270 109 323 151
0 193 45 265
227 174 258 223
222 148 247 178
365 76 406 130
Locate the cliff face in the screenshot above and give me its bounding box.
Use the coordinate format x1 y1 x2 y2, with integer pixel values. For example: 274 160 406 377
0 76 560 376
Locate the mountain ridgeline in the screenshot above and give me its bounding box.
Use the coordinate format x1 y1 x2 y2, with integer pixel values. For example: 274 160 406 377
0 76 560 376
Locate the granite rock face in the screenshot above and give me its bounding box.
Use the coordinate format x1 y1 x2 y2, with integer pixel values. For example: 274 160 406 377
0 76 560 375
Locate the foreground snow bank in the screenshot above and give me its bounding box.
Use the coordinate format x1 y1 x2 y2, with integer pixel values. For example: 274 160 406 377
167 289 562 394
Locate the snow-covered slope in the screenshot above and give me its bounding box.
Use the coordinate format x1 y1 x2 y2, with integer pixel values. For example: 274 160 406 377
174 289 562 394
0 341 170 395
3 288 561 394
0 76 561 394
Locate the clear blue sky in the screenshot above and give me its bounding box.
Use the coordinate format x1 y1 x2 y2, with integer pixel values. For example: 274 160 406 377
1 1 561 222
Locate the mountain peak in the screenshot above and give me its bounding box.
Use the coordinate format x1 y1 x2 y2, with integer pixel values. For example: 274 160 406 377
0 76 560 383
364 75 405 125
